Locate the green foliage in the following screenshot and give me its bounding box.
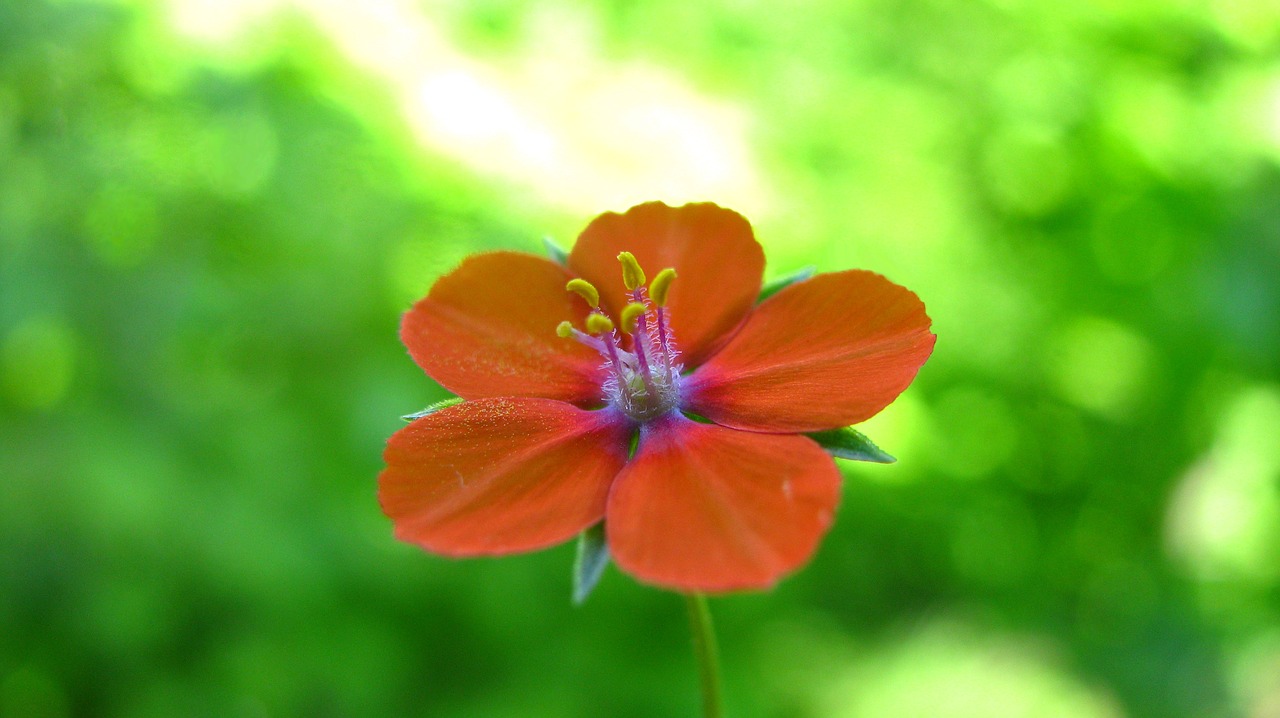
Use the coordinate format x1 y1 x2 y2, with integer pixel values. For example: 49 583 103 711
2 0 1278 717
542 236 570 266
572 522 610 605
402 397 465 422
808 427 895 464
756 266 814 303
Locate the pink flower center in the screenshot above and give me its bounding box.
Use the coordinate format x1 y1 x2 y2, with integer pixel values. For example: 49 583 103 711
557 254 681 423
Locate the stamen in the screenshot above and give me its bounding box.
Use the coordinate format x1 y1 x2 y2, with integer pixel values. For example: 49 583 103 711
552 250 681 422
565 278 600 308
646 268 678 380
649 268 676 307
555 319 605 352
594 323 627 384
619 302 647 335
585 314 614 335
654 309 672 379
617 301 659 399
617 252 646 291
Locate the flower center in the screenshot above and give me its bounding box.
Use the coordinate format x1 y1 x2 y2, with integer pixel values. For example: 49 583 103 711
557 253 681 422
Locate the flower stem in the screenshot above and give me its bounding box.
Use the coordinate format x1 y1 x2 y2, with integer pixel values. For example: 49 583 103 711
683 593 723 718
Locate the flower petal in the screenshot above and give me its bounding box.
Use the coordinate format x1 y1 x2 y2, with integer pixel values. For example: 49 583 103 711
380 398 632 555
568 202 764 366
606 415 841 592
685 270 935 432
401 252 606 403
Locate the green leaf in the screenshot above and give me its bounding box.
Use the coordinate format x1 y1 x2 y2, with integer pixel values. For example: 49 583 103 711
542 236 569 265
757 266 815 302
572 522 609 605
807 426 896 463
400 397 464 422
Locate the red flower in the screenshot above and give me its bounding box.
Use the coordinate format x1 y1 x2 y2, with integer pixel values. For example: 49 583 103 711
379 202 935 593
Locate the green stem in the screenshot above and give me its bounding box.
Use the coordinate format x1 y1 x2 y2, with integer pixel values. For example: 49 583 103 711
683 593 723 718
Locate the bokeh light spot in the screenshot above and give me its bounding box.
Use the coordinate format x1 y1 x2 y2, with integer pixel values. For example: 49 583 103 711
1231 632 1280 718
0 316 77 412
1166 385 1280 582
1209 0 1280 52
981 124 1074 217
988 53 1086 129
1102 71 1195 179
1046 317 1154 419
271 0 768 214
197 109 278 198
1261 72 1280 161
168 0 279 48
819 621 1124 718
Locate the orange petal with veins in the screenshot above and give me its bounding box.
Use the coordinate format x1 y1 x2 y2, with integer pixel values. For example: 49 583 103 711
401 252 606 403
569 202 764 366
380 398 631 555
606 415 841 592
686 270 935 432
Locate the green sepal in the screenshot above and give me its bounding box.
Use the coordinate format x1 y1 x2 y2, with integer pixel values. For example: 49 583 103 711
572 521 609 605
542 236 569 266
807 426 896 463
757 266 815 302
400 397 464 422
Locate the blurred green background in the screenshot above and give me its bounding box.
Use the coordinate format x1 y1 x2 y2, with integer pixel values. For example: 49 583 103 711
3 0 1279 715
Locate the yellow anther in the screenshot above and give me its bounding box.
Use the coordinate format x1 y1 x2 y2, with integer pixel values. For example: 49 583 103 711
565 278 599 308
619 302 647 334
585 314 614 335
555 321 575 339
617 252 646 291
649 268 677 307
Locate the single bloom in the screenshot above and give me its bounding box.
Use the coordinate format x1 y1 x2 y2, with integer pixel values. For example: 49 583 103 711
379 202 935 593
